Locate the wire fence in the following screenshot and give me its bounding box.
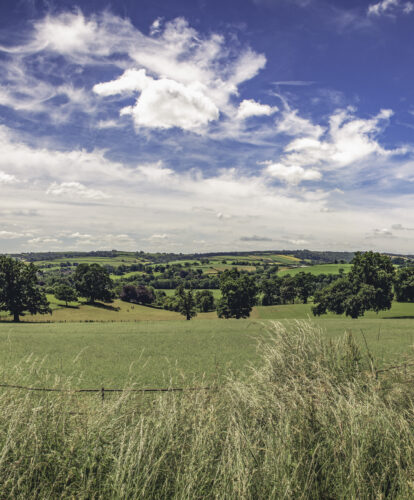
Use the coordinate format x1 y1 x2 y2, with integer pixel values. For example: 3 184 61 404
0 383 211 401
1 359 412 401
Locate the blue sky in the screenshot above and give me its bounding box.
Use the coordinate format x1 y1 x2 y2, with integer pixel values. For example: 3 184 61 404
0 0 414 253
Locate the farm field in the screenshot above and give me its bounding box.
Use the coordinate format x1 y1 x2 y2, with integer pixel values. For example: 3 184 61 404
278 263 353 276
0 302 413 390
31 251 306 273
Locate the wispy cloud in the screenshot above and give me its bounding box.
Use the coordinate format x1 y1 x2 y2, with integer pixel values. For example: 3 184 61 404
368 0 414 17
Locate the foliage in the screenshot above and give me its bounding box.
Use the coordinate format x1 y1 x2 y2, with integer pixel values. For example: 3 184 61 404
120 284 155 305
280 275 297 304
175 285 197 320
313 251 395 318
294 271 316 304
73 263 113 303
54 284 78 306
260 277 281 305
394 267 414 302
0 256 51 322
217 268 258 318
195 289 215 312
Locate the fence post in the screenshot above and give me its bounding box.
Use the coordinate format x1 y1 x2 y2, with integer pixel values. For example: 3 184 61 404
101 387 105 402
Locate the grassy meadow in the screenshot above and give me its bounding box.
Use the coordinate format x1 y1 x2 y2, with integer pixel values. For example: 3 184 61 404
0 301 413 390
2 321 414 498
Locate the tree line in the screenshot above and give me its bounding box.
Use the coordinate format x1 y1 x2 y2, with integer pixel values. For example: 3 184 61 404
0 252 414 321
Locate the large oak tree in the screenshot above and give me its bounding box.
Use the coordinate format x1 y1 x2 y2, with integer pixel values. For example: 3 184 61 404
0 256 51 322
312 251 394 319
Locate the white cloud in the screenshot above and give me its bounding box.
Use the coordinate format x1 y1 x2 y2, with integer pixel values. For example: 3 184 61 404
276 110 324 139
0 230 24 239
28 237 62 244
96 119 122 129
89 16 265 132
46 182 110 200
265 163 321 185
70 232 92 239
237 99 278 120
366 228 395 239
93 68 150 97
217 212 232 220
275 107 398 173
148 234 169 240
0 171 18 184
118 76 219 132
368 0 414 16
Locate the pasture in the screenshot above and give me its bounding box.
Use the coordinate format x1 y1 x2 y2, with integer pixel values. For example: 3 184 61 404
0 301 413 390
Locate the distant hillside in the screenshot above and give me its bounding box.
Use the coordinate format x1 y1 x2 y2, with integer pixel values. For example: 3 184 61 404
7 249 413 266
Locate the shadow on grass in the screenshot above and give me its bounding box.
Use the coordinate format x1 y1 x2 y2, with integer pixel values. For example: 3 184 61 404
382 316 414 320
85 302 120 312
119 300 164 310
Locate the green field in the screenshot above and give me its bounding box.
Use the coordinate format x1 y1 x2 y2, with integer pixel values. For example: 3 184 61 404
278 263 352 276
0 301 413 390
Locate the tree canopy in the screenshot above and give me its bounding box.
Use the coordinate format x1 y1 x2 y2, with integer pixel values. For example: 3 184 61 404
73 264 113 303
175 285 197 320
120 284 155 305
195 289 215 312
312 251 394 319
394 267 414 302
0 256 51 322
217 268 258 319
54 283 78 307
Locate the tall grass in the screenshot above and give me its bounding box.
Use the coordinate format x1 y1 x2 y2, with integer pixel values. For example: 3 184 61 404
1 321 414 498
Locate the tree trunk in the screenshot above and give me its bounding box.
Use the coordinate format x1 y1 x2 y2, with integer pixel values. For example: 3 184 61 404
13 312 20 322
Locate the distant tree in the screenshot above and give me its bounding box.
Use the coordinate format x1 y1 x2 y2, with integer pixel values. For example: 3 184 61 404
136 285 155 304
313 251 395 319
195 289 215 312
294 272 316 304
217 268 258 319
260 278 281 306
73 264 113 303
0 256 51 322
54 284 77 306
120 284 155 305
120 284 138 303
394 268 414 302
175 285 197 320
280 276 296 304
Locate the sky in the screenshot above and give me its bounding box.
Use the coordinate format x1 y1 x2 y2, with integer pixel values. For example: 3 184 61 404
0 0 414 254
